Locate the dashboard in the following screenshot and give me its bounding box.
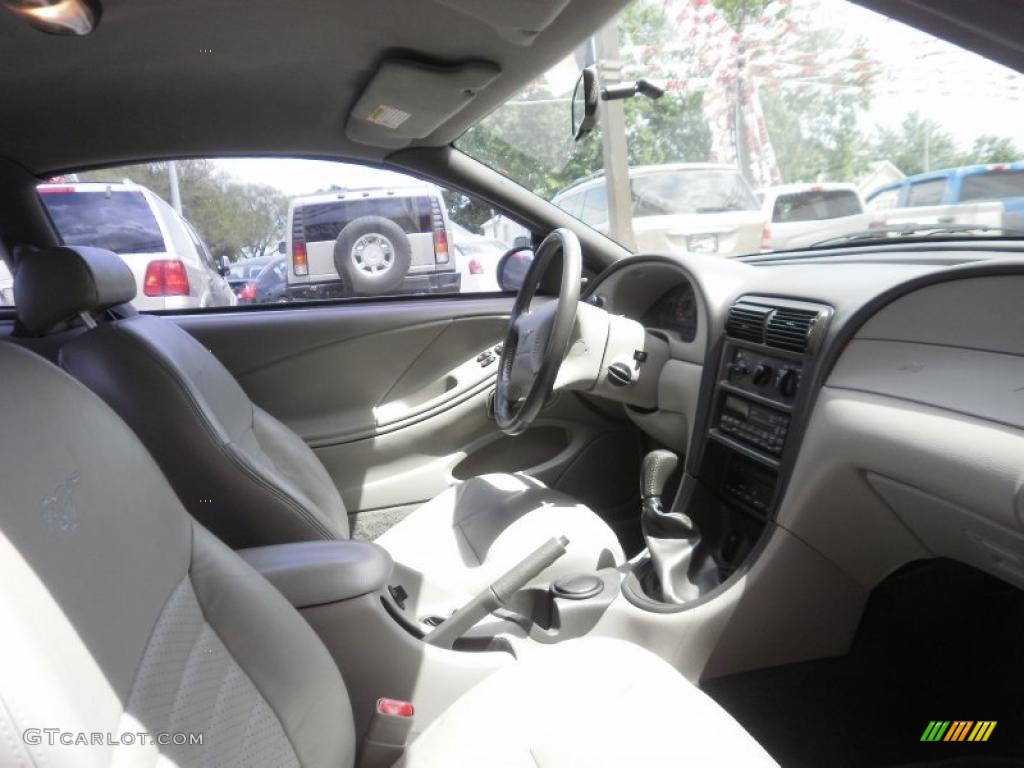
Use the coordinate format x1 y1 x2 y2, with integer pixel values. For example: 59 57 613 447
584 245 1024 614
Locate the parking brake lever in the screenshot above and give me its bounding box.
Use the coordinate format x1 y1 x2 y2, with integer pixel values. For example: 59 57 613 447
424 535 568 649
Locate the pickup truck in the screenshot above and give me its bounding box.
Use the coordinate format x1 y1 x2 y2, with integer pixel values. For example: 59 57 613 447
759 183 865 251
865 162 1024 227
778 165 1016 250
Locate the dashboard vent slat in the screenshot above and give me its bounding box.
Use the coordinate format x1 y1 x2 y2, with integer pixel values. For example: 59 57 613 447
765 308 819 353
725 303 771 344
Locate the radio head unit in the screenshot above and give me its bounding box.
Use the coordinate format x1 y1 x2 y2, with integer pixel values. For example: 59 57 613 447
718 394 789 456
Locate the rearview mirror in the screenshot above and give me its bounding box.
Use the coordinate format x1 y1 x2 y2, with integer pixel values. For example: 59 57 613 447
496 246 534 292
277 240 286 255
571 66 598 141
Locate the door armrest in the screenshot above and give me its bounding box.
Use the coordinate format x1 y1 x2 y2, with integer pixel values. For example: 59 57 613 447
239 540 393 608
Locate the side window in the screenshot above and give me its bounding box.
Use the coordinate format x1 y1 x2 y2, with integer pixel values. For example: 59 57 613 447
906 178 947 207
28 159 524 312
864 186 900 212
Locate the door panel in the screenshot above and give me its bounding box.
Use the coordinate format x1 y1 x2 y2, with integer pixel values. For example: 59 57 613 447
173 297 640 526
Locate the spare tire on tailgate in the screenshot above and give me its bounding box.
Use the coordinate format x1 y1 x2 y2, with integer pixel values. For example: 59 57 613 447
333 215 412 295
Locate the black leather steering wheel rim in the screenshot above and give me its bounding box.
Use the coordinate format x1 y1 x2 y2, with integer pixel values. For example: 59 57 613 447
494 228 582 436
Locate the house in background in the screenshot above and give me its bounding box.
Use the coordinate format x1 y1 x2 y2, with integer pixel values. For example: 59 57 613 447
858 160 905 199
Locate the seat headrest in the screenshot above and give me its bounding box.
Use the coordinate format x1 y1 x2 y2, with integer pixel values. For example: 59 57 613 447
14 246 137 335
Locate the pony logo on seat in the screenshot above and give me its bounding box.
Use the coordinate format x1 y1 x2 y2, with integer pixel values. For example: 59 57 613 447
43 472 81 533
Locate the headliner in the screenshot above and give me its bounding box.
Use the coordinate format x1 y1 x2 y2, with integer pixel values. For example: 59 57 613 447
0 0 626 175
1 0 1021 177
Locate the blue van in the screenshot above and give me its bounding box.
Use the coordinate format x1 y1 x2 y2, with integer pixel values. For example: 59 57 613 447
865 162 1024 228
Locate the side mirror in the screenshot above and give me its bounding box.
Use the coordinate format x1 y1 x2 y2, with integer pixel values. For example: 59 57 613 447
277 240 287 255
571 66 598 142
217 256 230 277
496 246 534 292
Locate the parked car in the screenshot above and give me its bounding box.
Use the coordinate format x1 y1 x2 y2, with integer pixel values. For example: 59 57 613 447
226 255 275 296
865 162 1024 228
759 183 865 251
37 181 237 310
237 256 289 304
553 163 765 257
454 236 508 292
285 184 460 298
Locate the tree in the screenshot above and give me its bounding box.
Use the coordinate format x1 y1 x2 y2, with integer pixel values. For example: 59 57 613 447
960 135 1021 166
456 1 710 205
870 112 960 175
867 115 1022 176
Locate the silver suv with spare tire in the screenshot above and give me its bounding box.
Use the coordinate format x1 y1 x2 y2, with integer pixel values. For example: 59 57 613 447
285 183 460 298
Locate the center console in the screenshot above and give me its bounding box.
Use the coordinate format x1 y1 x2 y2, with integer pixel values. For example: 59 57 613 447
624 296 833 609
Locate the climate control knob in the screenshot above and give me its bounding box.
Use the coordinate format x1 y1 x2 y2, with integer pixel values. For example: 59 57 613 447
727 354 751 380
752 363 774 386
777 369 800 398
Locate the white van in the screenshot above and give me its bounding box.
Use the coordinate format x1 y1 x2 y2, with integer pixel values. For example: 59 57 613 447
38 182 236 311
285 184 460 298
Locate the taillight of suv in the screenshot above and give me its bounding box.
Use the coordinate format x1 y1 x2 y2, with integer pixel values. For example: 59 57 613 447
143 259 190 296
291 207 308 276
429 198 449 264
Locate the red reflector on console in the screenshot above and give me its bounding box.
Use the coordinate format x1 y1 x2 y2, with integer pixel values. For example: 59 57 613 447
376 698 414 718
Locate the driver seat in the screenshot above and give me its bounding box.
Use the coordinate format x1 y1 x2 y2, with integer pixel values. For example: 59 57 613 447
14 246 625 617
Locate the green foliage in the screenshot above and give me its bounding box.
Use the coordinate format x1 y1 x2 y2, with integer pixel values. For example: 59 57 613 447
79 160 286 262
869 113 1022 175
457 1 710 206
960 134 1021 166
713 0 769 28
871 113 960 176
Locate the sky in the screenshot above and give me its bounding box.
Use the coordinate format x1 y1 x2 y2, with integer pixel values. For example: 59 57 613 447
823 0 1024 147
213 0 1024 194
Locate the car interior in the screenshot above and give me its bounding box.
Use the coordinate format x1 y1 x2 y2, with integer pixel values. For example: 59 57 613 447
2 1 1024 767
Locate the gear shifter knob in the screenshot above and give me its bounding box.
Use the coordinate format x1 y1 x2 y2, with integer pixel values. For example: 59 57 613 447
641 450 678 499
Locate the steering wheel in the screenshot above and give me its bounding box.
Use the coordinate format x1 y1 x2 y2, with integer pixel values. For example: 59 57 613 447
494 228 582 436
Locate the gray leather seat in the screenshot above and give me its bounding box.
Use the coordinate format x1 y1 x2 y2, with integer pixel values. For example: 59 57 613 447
0 340 776 767
14 246 624 617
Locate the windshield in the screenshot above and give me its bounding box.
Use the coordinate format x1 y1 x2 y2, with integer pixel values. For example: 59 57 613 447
632 170 759 216
772 190 862 222
228 259 270 280
456 0 1024 256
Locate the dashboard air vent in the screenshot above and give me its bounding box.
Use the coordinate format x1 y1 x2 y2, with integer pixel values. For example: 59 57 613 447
765 307 820 353
725 303 771 343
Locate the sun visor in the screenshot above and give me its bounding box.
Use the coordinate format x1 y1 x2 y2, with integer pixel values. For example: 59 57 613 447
436 0 571 45
346 59 501 149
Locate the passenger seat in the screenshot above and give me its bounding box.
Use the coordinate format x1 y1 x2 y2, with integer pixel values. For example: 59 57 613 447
0 340 777 766
12 245 624 620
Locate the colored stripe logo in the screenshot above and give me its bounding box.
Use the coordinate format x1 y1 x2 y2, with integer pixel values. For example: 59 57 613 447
920 721 997 742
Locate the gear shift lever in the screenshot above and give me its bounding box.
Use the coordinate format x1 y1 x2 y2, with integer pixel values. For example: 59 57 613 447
640 450 705 603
